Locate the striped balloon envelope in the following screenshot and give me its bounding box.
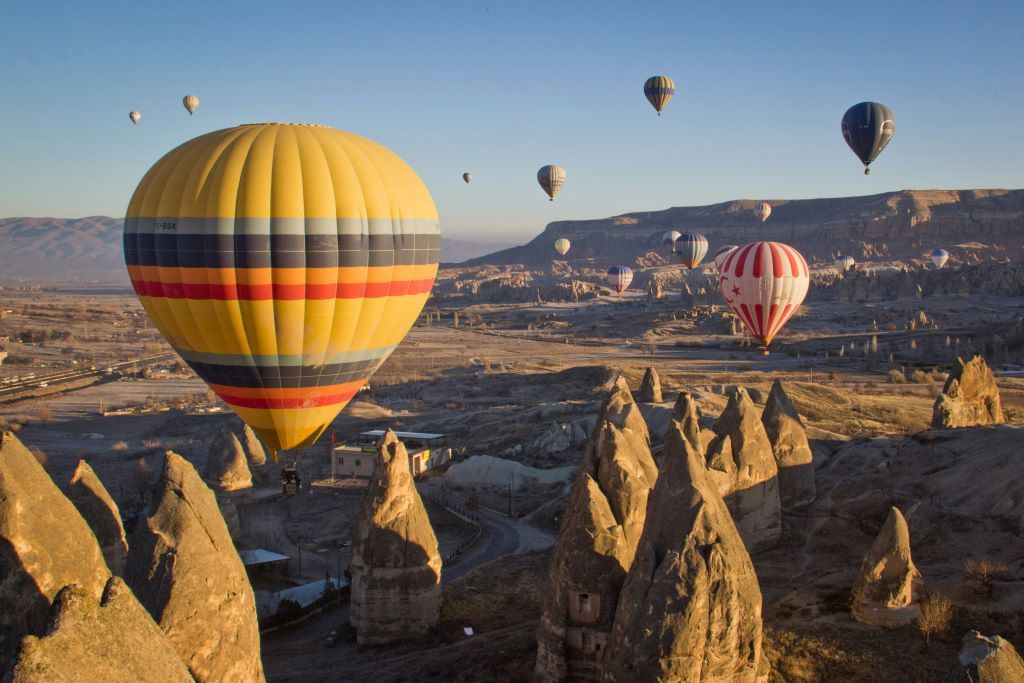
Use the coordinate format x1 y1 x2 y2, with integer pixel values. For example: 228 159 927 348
835 255 855 272
124 123 440 455
537 165 566 201
930 248 949 269
674 232 708 270
714 245 738 271
607 266 633 294
753 202 772 223
718 242 809 354
643 75 675 115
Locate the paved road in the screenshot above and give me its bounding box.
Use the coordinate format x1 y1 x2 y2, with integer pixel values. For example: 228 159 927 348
442 508 521 582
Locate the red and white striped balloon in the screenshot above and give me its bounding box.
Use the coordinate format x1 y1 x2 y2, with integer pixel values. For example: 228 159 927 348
718 241 809 353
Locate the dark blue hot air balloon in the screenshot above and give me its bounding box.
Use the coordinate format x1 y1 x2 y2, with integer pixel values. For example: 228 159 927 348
841 102 895 175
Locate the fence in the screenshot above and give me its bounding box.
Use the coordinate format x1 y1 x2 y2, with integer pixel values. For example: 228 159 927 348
420 488 484 566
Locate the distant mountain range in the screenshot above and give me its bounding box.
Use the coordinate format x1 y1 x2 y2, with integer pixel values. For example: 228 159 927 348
0 217 514 282
465 189 1024 268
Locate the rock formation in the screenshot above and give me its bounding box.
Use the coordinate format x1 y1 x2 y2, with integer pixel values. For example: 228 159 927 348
672 391 703 455
124 451 263 682
705 387 782 552
603 419 766 682
349 431 441 645
945 630 1024 682
637 367 662 404
851 506 923 627
597 375 651 445
203 426 253 491
0 431 111 664
241 424 267 467
535 382 658 682
932 355 1004 428
4 578 193 682
761 380 815 508
65 460 129 575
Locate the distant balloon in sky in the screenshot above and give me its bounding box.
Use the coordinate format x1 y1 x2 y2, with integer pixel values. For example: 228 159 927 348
754 202 772 223
607 265 633 294
129 111 141 125
930 248 949 269
537 165 566 201
835 254 855 272
463 172 472 184
841 101 895 175
714 245 738 271
718 241 809 354
643 75 675 116
182 95 199 115
554 238 571 256
662 230 681 248
674 232 708 270
124 123 439 455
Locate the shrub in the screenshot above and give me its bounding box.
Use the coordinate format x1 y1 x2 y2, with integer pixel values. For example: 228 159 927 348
910 369 930 384
887 369 906 384
111 441 130 452
963 558 1007 597
917 593 952 647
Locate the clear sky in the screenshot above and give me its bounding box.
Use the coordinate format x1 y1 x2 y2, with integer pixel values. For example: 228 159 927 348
2 0 1022 241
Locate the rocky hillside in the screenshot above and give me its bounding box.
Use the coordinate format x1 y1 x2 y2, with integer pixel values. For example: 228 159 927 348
466 189 1024 268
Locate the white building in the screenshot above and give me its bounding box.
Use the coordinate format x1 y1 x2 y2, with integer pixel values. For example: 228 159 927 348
330 430 450 479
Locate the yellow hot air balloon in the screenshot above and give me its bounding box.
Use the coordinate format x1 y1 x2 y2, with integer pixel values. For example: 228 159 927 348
124 123 440 456
182 95 199 115
554 238 570 256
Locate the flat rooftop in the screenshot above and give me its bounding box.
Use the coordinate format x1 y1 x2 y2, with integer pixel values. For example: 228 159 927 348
358 430 445 440
239 548 291 566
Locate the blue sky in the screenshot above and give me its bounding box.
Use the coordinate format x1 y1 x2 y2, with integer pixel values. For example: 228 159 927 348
1 0 1022 240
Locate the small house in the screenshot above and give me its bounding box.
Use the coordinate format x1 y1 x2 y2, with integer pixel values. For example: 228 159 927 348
331 430 450 479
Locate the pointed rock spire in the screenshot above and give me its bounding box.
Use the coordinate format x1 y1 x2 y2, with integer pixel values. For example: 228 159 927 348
672 391 703 455
203 427 253 491
603 420 766 682
706 387 782 552
637 367 663 404
349 430 441 645
240 424 267 467
125 452 264 682
851 507 924 627
66 460 129 575
535 382 657 682
5 578 192 682
596 375 650 444
0 431 111 663
761 380 815 508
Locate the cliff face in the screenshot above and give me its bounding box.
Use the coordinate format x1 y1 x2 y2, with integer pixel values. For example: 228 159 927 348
465 189 1024 268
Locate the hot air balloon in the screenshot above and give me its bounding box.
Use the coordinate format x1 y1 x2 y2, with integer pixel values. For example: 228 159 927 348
537 165 565 201
554 238 571 256
662 230 681 248
643 75 675 116
674 233 708 270
754 202 772 223
841 101 895 175
129 111 141 125
607 266 633 294
182 95 199 115
718 241 809 354
930 248 949 269
835 255 855 272
714 245 738 271
463 172 472 184
123 123 440 456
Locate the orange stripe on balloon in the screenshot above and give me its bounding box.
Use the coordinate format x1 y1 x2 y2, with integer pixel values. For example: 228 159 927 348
218 389 360 410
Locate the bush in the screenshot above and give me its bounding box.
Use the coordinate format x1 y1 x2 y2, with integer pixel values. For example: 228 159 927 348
34 404 53 422
887 369 906 384
111 441 130 452
910 369 930 383
917 593 952 647
963 558 1007 597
